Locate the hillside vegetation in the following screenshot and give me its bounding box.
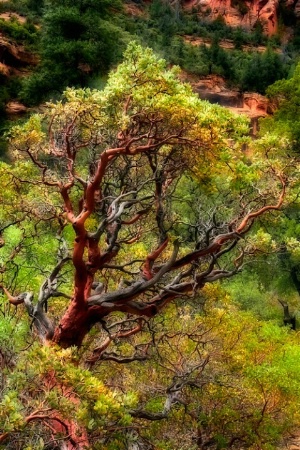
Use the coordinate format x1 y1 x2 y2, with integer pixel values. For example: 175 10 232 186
0 0 299 111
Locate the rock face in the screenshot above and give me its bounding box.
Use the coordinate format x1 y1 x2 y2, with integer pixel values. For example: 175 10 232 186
0 36 37 77
183 0 300 35
191 74 244 107
5 101 27 116
184 35 275 52
0 34 37 116
183 74 269 133
0 11 38 76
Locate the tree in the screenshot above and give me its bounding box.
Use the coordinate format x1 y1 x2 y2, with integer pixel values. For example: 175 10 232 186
3 41 290 347
149 0 178 47
0 42 295 448
241 48 287 94
20 0 126 105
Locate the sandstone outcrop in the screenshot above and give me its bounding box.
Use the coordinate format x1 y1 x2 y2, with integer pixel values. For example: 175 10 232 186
182 74 269 133
0 36 38 77
183 0 300 35
5 101 27 116
184 35 277 52
0 34 37 116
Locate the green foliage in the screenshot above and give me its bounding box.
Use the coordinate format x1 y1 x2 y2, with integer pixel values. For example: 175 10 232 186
1 0 45 18
20 0 128 105
0 16 39 45
149 0 179 46
0 0 294 111
0 338 132 448
168 41 289 93
263 62 300 148
4 286 299 449
92 295 300 449
224 263 298 322
241 48 288 93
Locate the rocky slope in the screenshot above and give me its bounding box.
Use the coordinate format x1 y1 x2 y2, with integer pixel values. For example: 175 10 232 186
183 0 300 35
0 35 37 115
0 12 38 77
0 36 37 76
180 73 270 133
0 12 38 115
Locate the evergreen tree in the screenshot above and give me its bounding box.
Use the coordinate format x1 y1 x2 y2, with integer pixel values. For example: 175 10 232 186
20 0 126 105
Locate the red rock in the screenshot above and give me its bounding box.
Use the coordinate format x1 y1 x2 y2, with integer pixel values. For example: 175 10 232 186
0 36 38 78
5 101 27 115
183 0 279 35
180 71 269 134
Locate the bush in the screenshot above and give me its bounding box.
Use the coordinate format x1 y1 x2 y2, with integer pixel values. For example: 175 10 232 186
0 17 39 45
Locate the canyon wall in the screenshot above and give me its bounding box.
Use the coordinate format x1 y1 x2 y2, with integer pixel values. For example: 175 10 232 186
183 0 300 35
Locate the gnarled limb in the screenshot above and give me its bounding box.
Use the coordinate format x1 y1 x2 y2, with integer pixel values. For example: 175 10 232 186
142 238 169 281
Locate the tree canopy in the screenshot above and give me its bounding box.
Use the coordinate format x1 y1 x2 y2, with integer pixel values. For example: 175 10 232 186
20 0 127 105
3 41 289 347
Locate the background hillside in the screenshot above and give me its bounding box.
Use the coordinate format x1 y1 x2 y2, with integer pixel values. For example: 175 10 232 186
0 0 300 153
0 0 300 107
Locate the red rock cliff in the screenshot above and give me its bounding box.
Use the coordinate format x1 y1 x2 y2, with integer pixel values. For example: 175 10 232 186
183 0 300 35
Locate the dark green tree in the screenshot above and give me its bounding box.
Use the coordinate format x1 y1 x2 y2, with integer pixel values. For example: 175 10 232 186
263 62 300 147
242 48 287 93
20 0 127 105
149 0 179 47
